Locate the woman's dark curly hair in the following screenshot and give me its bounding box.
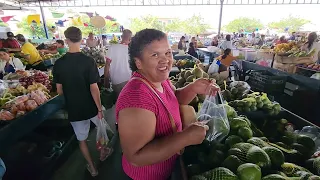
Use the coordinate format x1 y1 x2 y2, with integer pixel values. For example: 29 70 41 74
129 29 167 71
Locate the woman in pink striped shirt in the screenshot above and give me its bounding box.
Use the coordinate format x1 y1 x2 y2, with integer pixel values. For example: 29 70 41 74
116 29 219 180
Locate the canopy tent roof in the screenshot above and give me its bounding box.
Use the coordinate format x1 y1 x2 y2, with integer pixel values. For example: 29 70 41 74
3 0 320 7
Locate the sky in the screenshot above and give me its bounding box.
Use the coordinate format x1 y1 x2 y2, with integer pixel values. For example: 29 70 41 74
4 4 320 31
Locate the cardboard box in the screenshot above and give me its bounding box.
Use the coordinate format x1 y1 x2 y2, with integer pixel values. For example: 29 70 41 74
273 61 297 74
275 55 313 64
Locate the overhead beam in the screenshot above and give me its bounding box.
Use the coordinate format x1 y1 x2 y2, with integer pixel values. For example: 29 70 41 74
4 0 320 7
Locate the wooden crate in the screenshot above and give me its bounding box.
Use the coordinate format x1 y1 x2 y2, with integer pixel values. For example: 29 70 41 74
275 55 313 64
273 61 297 74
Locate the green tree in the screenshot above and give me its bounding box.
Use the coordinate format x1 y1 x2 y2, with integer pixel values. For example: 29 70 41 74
223 17 264 33
16 17 55 38
129 14 210 34
268 15 310 32
0 22 8 27
129 15 165 33
164 19 183 33
182 15 210 35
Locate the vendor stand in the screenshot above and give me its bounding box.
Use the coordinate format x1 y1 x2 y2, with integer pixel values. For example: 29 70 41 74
197 47 219 63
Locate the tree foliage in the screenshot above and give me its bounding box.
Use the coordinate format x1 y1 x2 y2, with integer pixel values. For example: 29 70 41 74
223 17 264 33
129 14 210 34
182 15 210 35
16 17 55 38
267 15 310 32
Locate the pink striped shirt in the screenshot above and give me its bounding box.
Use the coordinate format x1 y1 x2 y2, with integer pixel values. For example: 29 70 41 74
116 72 182 180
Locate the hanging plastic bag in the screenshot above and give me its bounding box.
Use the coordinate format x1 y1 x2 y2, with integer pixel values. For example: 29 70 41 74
96 118 113 150
208 60 219 74
197 91 230 142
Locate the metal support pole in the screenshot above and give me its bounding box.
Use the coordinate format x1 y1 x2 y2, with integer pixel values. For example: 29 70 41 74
217 0 224 36
39 4 49 39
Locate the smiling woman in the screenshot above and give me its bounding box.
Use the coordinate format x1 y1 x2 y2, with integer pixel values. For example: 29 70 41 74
116 29 219 180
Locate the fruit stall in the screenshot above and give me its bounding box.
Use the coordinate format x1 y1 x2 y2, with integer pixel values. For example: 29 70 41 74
0 68 110 180
169 66 320 180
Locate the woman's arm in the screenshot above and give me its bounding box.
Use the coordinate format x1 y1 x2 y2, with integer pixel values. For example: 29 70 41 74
118 108 191 166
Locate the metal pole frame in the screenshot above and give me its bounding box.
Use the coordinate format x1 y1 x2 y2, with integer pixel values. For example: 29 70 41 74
218 0 224 36
39 2 49 39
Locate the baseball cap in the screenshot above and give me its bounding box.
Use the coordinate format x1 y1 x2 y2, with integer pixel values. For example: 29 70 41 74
6 32 14 38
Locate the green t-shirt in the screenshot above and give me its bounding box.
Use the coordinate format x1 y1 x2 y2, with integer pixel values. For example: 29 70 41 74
57 47 68 55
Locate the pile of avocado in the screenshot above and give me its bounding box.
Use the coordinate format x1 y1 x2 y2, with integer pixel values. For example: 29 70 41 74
184 104 319 180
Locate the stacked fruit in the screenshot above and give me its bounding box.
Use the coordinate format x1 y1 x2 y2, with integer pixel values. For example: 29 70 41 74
184 106 319 180
19 71 51 91
227 92 281 115
274 42 298 54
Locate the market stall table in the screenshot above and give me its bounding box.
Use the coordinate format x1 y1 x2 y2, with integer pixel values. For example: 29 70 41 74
0 95 65 155
197 48 219 63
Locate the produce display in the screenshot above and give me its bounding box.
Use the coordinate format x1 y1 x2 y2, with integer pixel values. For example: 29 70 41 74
40 53 63 61
175 59 196 69
274 42 315 58
81 47 106 65
184 81 320 180
0 70 53 121
297 63 320 72
169 67 224 105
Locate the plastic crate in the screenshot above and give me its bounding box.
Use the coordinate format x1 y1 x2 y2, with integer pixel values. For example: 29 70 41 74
247 70 287 93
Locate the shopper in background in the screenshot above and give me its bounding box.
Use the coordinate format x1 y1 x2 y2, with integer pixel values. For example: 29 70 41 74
276 36 288 45
191 36 197 48
290 32 296 40
219 34 233 50
15 34 45 71
3 32 20 49
116 28 219 180
0 48 24 76
188 42 198 58
53 27 112 177
211 36 219 47
301 32 320 63
101 35 108 47
104 29 133 96
217 48 238 68
178 36 187 51
86 32 99 48
0 158 5 180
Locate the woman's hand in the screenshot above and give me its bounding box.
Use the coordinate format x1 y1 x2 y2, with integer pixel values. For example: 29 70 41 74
183 122 209 145
191 78 220 96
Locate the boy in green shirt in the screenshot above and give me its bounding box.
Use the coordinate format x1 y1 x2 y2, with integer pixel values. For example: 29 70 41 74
56 40 67 55
39 40 67 55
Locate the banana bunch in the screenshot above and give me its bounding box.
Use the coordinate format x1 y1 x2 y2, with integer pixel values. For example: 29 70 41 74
27 83 51 99
8 85 27 96
0 92 16 106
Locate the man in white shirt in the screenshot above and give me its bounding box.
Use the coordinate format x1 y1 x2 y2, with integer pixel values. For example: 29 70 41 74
104 29 133 96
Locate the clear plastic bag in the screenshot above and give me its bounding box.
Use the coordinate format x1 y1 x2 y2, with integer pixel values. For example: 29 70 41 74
197 91 230 142
96 118 113 150
229 81 251 95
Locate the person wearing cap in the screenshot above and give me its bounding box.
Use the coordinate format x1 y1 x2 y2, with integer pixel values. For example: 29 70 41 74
15 34 45 71
3 32 20 49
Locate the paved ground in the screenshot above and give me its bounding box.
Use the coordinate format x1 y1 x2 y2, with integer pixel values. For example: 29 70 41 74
51 106 128 180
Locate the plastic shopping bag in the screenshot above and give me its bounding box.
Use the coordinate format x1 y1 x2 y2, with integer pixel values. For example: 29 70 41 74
197 91 230 142
96 118 113 151
208 60 219 74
